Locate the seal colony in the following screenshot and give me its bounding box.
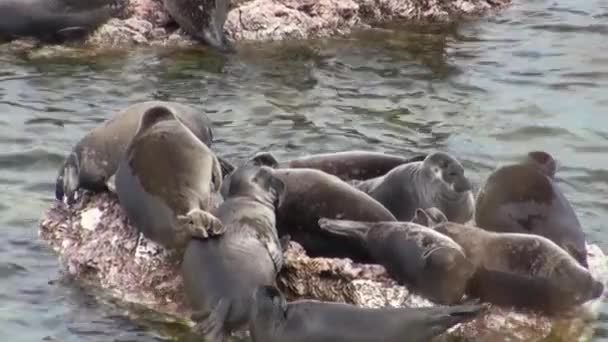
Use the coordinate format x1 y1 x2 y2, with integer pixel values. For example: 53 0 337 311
40 100 608 341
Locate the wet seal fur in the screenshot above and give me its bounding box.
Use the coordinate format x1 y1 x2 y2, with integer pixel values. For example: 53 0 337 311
475 151 588 268
181 164 286 341
275 150 427 181
163 0 234 52
245 152 397 262
417 209 605 314
0 0 125 43
250 285 484 342
114 105 225 251
318 217 475 305
55 101 230 205
353 152 475 223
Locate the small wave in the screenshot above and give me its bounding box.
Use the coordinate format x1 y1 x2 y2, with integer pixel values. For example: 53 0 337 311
0 148 64 170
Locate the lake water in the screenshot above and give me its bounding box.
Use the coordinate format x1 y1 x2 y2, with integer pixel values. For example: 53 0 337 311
1 0 607 340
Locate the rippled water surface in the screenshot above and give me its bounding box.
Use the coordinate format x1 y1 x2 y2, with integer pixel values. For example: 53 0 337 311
1 0 608 340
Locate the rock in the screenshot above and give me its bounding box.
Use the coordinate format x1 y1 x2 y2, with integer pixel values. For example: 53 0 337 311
38 191 607 341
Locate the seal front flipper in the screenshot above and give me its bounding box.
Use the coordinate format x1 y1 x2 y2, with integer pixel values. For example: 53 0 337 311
217 156 235 177
279 235 291 252
57 152 80 204
317 218 372 241
176 208 226 241
55 26 89 41
192 299 231 342
105 174 117 193
422 302 484 335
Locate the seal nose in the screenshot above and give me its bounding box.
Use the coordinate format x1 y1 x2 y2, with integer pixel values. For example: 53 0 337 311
453 177 472 193
592 280 605 299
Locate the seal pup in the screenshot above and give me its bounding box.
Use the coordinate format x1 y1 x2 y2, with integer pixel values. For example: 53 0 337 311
427 220 604 313
475 151 588 268
163 0 234 53
240 152 398 262
0 0 122 43
250 285 484 342
181 164 286 341
272 150 427 181
318 217 475 304
114 105 225 251
353 152 475 223
55 101 233 204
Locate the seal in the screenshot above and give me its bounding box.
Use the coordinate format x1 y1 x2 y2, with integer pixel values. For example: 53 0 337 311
318 217 475 304
0 0 122 43
474 151 588 268
114 104 225 251
181 164 286 341
240 152 398 261
163 0 234 53
428 219 604 313
55 100 233 204
273 150 427 181
250 285 484 342
353 151 475 223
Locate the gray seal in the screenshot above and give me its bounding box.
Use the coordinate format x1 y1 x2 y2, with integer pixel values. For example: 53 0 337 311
181 164 286 341
55 101 233 204
0 0 123 43
353 151 475 223
114 105 225 251
275 150 427 181
474 151 588 268
318 217 475 304
250 285 484 342
163 0 234 53
240 152 397 262
428 219 604 313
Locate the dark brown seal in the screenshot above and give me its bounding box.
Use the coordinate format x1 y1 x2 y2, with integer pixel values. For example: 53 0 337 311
318 217 475 304
182 164 286 341
250 285 484 342
353 152 475 223
475 151 588 268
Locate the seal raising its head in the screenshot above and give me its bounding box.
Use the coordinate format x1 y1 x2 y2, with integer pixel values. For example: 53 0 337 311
354 152 475 223
250 285 484 342
163 0 234 52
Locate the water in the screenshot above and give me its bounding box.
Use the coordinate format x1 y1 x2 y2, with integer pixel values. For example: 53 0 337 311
1 0 607 340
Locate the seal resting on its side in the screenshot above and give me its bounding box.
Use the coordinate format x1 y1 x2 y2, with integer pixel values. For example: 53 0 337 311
318 217 475 304
475 151 588 268
250 285 484 342
353 151 475 223
181 164 286 341
55 101 231 204
114 105 225 251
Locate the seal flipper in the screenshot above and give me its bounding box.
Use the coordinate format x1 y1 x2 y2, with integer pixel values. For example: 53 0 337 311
192 299 231 342
105 174 117 193
317 218 372 242
60 152 81 205
55 26 89 41
279 234 291 252
422 302 484 336
217 156 235 177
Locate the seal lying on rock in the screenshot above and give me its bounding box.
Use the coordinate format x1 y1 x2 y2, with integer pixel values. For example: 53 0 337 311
475 151 588 268
243 152 397 262
0 0 123 43
271 150 427 181
55 101 233 204
318 217 475 305
417 209 605 313
352 151 475 223
114 104 225 251
163 0 234 52
182 164 286 341
250 285 484 342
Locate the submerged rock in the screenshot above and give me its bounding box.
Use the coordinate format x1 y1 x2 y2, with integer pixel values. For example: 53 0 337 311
39 191 607 341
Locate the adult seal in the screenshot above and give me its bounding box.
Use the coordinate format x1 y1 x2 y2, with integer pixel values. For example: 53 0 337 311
273 150 427 181
240 152 397 262
181 164 286 341
424 217 605 313
250 285 484 342
475 151 588 268
163 0 234 52
114 105 225 251
353 151 475 223
55 101 232 204
0 0 123 43
318 217 475 304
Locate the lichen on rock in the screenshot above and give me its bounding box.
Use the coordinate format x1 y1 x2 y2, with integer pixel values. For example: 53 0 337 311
39 191 607 341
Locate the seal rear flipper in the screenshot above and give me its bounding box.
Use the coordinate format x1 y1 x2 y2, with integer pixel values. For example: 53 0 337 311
192 299 231 342
317 218 372 241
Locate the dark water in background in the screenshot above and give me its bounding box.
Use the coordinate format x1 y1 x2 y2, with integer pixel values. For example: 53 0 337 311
1 0 608 340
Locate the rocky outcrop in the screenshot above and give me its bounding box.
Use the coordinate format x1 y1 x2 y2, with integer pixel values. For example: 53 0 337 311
39 191 607 341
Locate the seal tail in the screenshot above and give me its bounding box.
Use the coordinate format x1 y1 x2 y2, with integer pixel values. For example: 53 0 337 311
317 218 373 241
192 299 231 342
